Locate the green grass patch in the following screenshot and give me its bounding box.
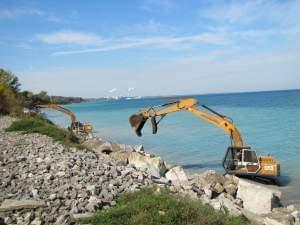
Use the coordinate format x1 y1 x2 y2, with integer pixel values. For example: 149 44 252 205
86 188 248 225
5 115 85 149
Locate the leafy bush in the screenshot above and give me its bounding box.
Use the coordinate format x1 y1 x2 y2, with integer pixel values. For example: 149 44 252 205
5 116 84 148
86 188 248 225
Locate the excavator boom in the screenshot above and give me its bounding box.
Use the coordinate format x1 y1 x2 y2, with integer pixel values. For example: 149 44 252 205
37 104 78 124
37 104 93 134
129 98 243 146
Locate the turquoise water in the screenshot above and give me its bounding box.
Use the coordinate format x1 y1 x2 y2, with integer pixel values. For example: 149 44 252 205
43 90 300 204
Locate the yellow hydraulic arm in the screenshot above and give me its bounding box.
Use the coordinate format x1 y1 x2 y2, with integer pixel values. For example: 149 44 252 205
129 98 244 147
37 103 78 124
37 103 93 134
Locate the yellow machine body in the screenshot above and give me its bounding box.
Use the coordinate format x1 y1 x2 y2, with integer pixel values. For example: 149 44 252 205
129 98 280 179
37 103 93 135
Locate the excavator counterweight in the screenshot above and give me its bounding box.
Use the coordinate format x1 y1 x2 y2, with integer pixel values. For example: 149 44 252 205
129 98 280 180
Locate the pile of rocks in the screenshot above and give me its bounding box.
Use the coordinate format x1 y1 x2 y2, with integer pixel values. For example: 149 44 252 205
0 117 154 224
84 137 300 225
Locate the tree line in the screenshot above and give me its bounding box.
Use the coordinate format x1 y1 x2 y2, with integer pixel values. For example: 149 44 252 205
0 68 84 115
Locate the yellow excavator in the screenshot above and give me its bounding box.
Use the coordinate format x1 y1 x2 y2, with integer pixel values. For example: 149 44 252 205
129 98 280 179
37 104 93 135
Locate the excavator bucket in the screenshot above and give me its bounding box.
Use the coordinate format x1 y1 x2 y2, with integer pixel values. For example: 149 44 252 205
129 114 147 136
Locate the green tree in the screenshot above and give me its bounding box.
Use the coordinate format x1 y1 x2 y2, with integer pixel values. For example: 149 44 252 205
0 68 22 115
0 83 21 115
36 91 50 103
0 68 20 92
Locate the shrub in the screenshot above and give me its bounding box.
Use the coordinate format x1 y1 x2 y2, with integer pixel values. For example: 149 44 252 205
86 188 248 225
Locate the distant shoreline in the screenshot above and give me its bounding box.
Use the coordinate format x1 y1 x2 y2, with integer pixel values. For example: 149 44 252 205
82 88 300 103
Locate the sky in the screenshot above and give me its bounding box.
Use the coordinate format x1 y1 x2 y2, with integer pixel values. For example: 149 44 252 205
1 0 300 97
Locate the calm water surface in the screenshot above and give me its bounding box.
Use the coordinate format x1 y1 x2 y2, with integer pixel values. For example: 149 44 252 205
43 90 300 204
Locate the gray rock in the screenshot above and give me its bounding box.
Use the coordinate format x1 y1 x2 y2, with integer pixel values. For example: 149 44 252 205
54 213 71 225
31 189 39 199
134 145 144 152
217 193 242 216
223 182 237 196
0 199 45 212
213 183 224 194
237 178 282 215
165 166 188 187
203 187 213 199
152 177 171 185
264 213 294 225
72 213 93 221
30 217 42 225
291 210 300 222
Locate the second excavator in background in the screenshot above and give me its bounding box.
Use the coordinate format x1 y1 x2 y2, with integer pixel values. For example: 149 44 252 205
37 103 93 135
129 98 280 180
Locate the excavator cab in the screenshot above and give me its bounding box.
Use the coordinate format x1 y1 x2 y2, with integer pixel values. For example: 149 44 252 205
223 146 260 176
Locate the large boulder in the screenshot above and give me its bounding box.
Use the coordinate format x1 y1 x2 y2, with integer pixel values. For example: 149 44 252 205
127 152 167 178
210 193 242 216
236 178 282 215
189 170 232 196
110 151 167 178
190 170 225 188
165 166 188 187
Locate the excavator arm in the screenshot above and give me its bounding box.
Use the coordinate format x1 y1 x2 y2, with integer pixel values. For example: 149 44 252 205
129 98 244 147
37 104 93 134
37 104 78 124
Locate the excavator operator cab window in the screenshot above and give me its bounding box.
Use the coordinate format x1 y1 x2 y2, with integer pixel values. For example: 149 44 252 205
242 149 258 163
223 146 260 174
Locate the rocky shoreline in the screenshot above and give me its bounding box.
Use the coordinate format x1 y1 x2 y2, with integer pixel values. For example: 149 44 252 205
1 116 299 225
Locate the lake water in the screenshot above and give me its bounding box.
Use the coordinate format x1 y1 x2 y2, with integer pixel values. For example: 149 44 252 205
42 90 300 204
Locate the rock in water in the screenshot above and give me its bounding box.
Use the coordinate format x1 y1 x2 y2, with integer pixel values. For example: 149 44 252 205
237 178 281 215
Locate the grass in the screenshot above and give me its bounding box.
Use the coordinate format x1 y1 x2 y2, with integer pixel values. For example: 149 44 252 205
5 115 85 149
84 188 248 225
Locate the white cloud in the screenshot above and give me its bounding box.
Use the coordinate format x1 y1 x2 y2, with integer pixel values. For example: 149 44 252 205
134 19 166 33
15 43 35 50
201 0 300 27
36 30 103 45
108 88 117 93
0 8 44 18
202 1 260 24
141 0 175 12
52 32 225 55
0 7 65 23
